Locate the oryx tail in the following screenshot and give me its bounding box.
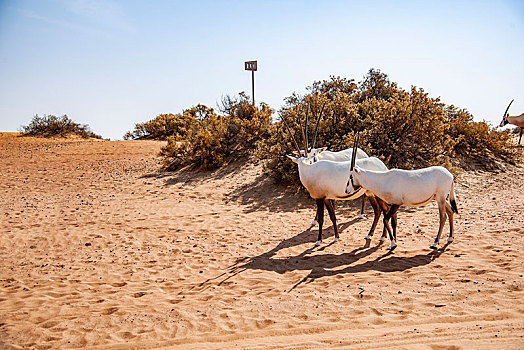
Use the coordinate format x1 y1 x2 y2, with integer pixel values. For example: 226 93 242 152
449 181 458 214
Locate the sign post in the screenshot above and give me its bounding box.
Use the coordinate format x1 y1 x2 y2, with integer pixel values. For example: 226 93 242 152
245 60 257 106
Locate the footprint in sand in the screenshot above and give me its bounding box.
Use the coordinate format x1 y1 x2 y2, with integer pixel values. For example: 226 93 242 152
40 320 60 329
101 307 119 315
371 307 383 316
117 331 135 340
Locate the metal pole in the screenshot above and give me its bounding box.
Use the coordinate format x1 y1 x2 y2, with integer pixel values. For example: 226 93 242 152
251 70 255 106
245 60 257 106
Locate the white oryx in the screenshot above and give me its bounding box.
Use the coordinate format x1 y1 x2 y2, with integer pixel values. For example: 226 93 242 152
291 102 369 163
290 103 371 223
345 150 459 250
499 99 524 145
282 106 394 246
294 147 369 162
295 146 370 223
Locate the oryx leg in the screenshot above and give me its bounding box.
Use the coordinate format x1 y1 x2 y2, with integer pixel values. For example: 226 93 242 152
430 199 447 249
379 226 387 242
311 212 318 227
358 194 367 219
445 202 454 243
311 199 334 227
325 198 339 242
391 212 398 242
365 196 381 240
383 204 400 251
315 198 325 246
376 198 391 242
382 213 398 242
519 128 523 145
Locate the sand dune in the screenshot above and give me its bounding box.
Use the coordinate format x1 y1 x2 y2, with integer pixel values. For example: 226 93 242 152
0 132 523 349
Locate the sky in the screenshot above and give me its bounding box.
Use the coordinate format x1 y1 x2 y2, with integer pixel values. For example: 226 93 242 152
0 0 523 140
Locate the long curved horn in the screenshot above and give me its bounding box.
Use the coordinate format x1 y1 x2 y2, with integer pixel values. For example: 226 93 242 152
350 132 360 171
300 123 308 158
500 99 514 127
280 113 302 155
304 105 309 157
311 101 327 150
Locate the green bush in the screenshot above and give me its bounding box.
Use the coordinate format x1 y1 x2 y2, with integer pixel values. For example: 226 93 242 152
20 114 102 139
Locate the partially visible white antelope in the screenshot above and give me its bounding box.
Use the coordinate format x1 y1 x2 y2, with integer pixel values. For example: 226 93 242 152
345 145 459 250
282 107 394 246
499 99 524 145
294 147 369 163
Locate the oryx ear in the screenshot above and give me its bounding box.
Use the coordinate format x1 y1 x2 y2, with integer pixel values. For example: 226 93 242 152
354 167 360 174
319 147 328 153
286 155 299 164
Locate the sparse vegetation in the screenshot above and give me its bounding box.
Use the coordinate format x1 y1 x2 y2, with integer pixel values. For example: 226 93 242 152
20 114 102 139
123 109 200 141
158 93 272 170
258 69 520 184
446 106 517 168
128 69 519 179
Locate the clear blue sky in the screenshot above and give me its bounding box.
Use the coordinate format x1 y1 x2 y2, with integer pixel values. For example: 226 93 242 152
1 0 523 140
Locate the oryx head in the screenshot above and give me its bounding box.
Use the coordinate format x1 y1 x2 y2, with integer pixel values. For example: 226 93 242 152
282 101 327 164
500 99 514 127
345 132 362 195
291 147 328 159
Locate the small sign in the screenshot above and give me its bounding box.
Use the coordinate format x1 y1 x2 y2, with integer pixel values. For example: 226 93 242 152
245 60 257 71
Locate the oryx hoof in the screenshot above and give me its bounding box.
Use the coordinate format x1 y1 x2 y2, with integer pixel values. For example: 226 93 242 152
364 235 372 240
447 237 454 243
386 242 397 251
358 214 365 220
314 241 321 247
429 242 438 250
334 237 339 243
378 237 386 242
310 220 318 227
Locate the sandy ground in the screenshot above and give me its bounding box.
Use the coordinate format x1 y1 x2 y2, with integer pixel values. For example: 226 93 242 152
0 132 523 349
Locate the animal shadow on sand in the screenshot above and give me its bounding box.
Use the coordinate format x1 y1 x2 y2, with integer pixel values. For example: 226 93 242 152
139 159 246 184
141 159 365 214
197 218 359 288
208 218 450 291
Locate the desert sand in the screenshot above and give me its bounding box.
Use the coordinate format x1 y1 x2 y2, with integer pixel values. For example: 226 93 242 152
0 132 523 349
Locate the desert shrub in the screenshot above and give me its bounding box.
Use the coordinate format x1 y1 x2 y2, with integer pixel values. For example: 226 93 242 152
357 68 400 102
159 94 273 170
223 93 273 151
20 114 102 139
360 87 454 169
446 106 518 167
258 69 519 184
160 112 229 170
123 107 207 140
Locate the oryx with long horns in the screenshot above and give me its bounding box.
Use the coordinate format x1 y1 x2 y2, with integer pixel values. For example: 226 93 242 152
283 105 394 246
499 99 524 145
291 103 371 223
345 135 459 251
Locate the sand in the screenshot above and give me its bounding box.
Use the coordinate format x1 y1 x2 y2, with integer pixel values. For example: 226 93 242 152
0 132 523 349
